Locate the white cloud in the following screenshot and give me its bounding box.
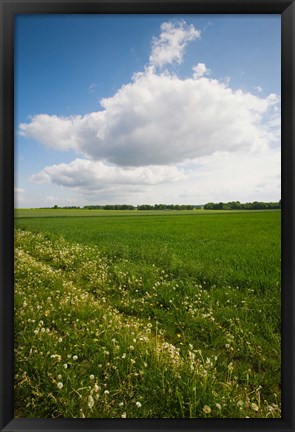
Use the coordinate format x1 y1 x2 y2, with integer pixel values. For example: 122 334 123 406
149 20 201 68
19 69 280 167
18 20 281 205
192 63 210 79
19 114 83 152
31 158 185 190
29 149 280 205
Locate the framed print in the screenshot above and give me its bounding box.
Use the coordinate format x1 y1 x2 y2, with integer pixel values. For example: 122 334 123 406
0 0 294 431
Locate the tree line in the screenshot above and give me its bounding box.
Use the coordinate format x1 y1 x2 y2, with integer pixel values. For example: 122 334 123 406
203 200 281 210
49 204 202 210
83 204 201 210
48 201 281 211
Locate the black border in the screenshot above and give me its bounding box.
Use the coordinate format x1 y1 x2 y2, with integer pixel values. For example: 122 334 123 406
1 1 294 431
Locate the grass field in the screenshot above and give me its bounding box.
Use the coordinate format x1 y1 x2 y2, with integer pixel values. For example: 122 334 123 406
14 209 281 418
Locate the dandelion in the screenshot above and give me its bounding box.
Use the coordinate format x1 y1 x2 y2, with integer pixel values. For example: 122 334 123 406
57 382 63 389
121 412 127 418
57 374 62 380
119 402 124 407
63 364 68 369
136 401 142 408
88 395 94 409
203 405 211 414
73 355 78 360
104 390 110 395
89 374 95 380
58 338 63 343
251 402 259 412
51 354 57 359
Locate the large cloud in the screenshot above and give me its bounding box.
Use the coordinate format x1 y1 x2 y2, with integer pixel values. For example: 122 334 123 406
31 158 185 190
19 67 280 167
18 19 281 205
30 149 280 204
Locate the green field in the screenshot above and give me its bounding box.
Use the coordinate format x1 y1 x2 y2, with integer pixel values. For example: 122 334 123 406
14 209 281 418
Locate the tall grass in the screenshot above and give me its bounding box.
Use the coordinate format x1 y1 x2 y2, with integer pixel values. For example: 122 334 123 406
14 211 281 418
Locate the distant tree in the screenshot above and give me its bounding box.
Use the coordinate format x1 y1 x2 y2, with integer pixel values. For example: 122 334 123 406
204 200 281 210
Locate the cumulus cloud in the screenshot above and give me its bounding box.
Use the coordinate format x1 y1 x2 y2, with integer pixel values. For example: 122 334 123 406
149 20 200 68
18 19 281 204
31 159 185 190
19 68 280 167
30 149 280 204
19 114 84 152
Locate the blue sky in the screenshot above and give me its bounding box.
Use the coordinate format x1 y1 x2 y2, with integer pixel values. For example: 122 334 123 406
15 14 281 207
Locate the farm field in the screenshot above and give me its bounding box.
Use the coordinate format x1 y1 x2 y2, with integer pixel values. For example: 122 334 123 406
15 208 270 218
14 210 281 418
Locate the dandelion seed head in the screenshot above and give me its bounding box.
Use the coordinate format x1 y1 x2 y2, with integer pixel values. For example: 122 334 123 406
88 395 94 409
251 402 259 412
203 405 211 414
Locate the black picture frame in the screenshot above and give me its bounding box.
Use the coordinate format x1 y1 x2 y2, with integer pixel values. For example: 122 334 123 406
0 0 294 431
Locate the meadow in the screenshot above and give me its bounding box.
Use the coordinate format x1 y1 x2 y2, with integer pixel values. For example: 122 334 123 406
14 209 281 418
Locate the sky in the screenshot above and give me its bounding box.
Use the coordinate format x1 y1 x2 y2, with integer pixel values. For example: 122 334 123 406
14 14 281 208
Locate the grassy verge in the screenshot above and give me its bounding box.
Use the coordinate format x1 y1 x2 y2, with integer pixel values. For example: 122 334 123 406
15 228 281 418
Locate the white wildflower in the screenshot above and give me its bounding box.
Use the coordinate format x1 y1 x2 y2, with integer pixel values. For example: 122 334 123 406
203 405 211 414
88 395 94 409
251 402 259 412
